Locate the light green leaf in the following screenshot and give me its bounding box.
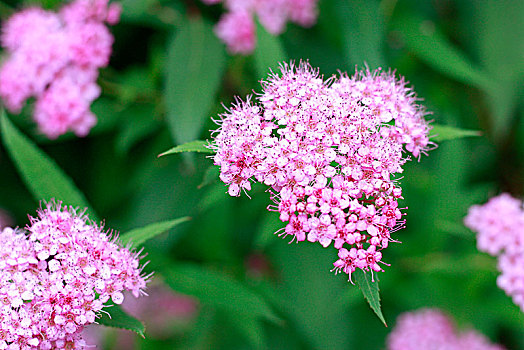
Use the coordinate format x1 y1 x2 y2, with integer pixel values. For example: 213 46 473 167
392 15 492 92
158 140 213 157
254 21 287 79
430 124 482 142
120 217 191 247
97 304 145 338
353 269 387 326
335 0 385 68
0 111 98 220
162 264 280 324
165 17 226 145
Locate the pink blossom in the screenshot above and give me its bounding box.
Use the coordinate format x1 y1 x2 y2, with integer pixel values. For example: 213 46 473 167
0 201 149 349
387 308 505 350
215 11 256 55
211 61 432 280
0 0 120 139
202 0 320 54
465 193 524 312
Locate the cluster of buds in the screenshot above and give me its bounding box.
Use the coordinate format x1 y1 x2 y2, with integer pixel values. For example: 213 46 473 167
201 0 318 54
387 308 505 350
465 193 524 312
210 61 432 281
0 202 148 349
0 0 121 139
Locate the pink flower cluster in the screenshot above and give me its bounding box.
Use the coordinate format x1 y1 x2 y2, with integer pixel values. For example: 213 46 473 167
210 62 432 281
202 0 318 54
387 308 505 350
465 193 524 312
0 0 121 139
0 202 148 349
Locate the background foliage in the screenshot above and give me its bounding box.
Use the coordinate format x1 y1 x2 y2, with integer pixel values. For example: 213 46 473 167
0 0 523 349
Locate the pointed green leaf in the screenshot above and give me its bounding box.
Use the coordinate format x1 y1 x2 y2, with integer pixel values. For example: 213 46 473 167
165 17 226 145
0 111 98 220
254 21 287 78
120 217 191 247
97 304 145 338
158 140 214 157
430 124 482 142
353 269 387 326
392 15 492 92
162 264 280 324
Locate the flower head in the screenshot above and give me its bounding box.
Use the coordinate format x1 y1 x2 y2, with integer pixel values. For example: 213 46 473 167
211 61 432 281
0 201 148 349
387 308 505 350
465 193 524 312
202 0 319 54
0 0 120 139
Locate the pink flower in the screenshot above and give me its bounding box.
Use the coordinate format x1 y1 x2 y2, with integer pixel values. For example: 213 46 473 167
211 61 432 280
0 0 120 139
387 308 505 350
0 201 149 349
202 0 320 54
215 11 256 55
465 193 524 312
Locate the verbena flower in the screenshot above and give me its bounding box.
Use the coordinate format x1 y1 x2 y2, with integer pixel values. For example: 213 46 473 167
210 61 432 281
0 0 121 139
387 308 505 350
0 201 148 349
465 193 524 312
202 0 318 54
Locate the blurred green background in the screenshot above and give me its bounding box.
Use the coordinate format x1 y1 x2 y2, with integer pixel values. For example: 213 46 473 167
0 0 523 349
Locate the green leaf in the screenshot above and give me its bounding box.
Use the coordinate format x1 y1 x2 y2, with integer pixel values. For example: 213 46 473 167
430 124 482 142
165 17 226 145
392 15 492 92
162 264 280 324
335 0 386 68
353 269 387 326
158 140 213 157
253 21 287 79
97 304 145 338
0 111 98 220
120 217 191 247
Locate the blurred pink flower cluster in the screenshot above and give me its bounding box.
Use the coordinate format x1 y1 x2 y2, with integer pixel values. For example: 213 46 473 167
465 193 524 312
82 282 197 347
0 0 121 139
211 61 431 281
0 201 148 349
202 0 318 54
387 308 505 350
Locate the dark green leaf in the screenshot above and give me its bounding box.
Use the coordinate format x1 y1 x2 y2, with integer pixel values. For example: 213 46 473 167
353 269 387 326
165 17 226 145
97 304 145 338
120 217 191 247
392 15 492 92
162 264 280 324
253 21 287 79
158 140 213 157
430 124 482 142
0 111 98 220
